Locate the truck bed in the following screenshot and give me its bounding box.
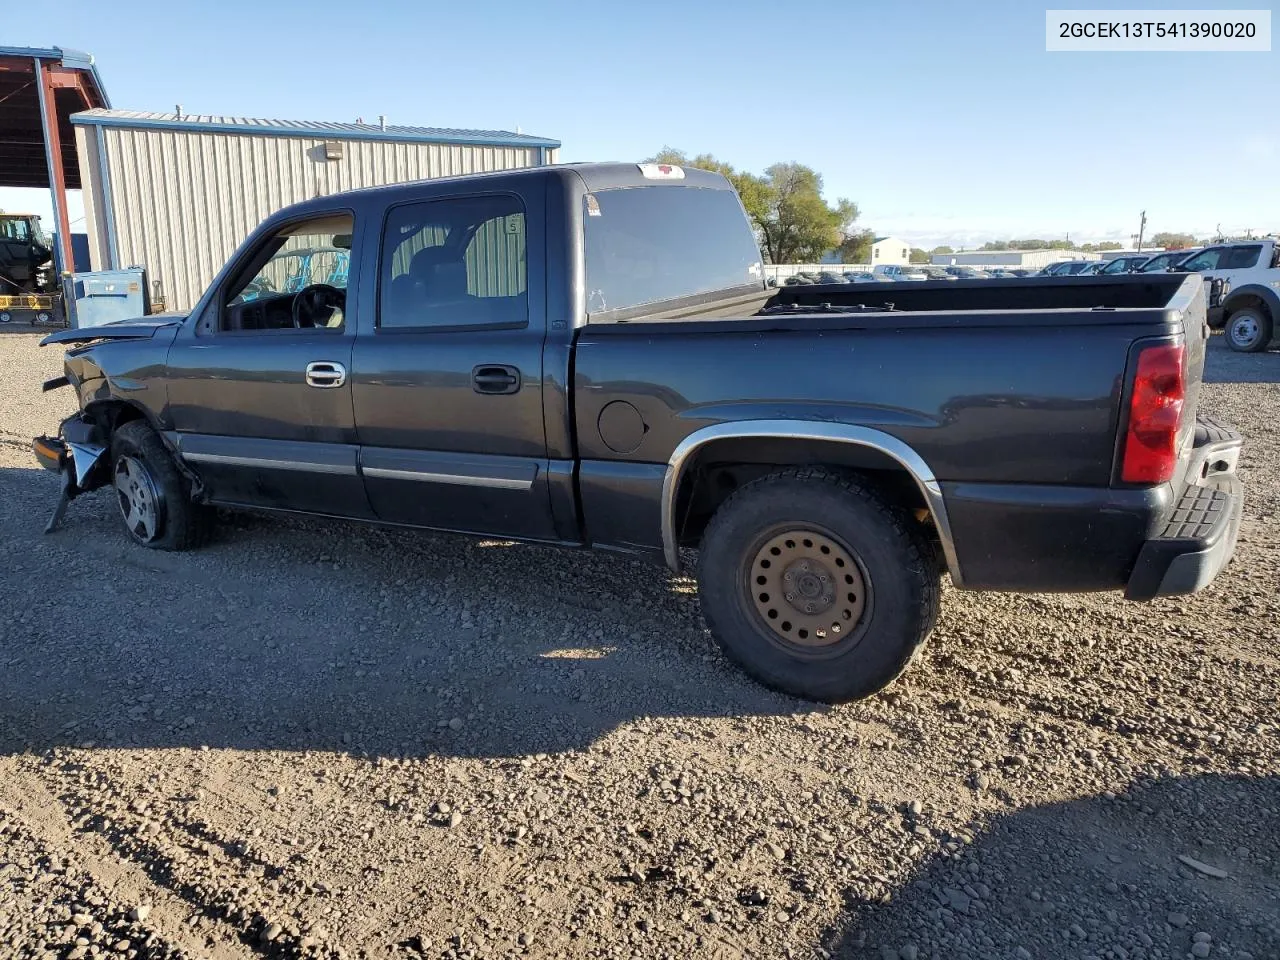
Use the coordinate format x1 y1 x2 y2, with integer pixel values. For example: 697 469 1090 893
572 273 1209 590
587 274 1199 329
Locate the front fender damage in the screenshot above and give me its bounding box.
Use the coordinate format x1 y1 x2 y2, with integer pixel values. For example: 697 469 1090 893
32 414 111 533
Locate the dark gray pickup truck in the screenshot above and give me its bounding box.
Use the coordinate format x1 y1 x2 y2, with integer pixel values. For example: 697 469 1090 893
34 162 1244 702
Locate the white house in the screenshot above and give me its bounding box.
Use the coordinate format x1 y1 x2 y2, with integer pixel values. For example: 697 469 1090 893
870 236 911 266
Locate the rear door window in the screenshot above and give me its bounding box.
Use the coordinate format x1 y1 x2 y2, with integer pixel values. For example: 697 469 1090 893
1222 245 1261 270
584 186 762 318
379 194 528 331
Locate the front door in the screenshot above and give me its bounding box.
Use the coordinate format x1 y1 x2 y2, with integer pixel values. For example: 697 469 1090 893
165 211 372 518
350 189 557 541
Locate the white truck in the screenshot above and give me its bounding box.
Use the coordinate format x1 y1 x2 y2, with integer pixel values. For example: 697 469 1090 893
1176 239 1280 352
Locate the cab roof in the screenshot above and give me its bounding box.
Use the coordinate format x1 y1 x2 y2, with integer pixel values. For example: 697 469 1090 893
259 162 736 226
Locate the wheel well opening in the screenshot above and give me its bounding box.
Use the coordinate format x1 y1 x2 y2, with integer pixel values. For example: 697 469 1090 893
674 437 938 551
85 400 145 439
1226 294 1273 323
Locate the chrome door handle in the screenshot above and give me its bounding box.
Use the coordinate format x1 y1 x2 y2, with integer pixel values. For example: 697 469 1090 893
305 361 347 388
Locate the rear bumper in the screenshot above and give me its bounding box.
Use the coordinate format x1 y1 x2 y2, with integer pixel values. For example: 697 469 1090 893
1124 418 1244 599
1124 475 1242 599
941 415 1243 597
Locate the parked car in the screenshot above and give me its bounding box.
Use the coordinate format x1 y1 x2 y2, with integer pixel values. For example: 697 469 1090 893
843 272 878 283
1077 262 1109 275
784 275 812 286
1138 250 1198 273
1098 255 1153 275
985 269 1015 278
944 266 990 279
873 264 928 281
921 266 957 281
1009 269 1034 277
1173 239 1280 350
816 272 847 284
33 161 1245 704
1038 260 1096 276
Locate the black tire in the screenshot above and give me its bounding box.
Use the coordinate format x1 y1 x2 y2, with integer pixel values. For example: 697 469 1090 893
1224 307 1273 353
109 420 212 550
697 468 941 703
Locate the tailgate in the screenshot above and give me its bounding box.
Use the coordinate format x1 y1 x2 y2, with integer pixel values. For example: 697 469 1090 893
1173 277 1209 489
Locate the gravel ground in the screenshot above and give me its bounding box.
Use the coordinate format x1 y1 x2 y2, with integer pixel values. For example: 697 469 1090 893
1 327 1277 960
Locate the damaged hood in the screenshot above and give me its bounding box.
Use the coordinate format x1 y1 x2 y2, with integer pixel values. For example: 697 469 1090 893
40 313 188 346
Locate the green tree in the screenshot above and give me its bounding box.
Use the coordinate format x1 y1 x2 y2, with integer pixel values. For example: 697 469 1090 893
757 162 856 264
931 245 954 255
1149 231 1197 250
1096 241 1123 251
836 229 874 263
646 150 858 264
909 247 930 263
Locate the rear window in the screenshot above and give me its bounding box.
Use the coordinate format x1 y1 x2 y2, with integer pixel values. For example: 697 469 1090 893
584 186 763 318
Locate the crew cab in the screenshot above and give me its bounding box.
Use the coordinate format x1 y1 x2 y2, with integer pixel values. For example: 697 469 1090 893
33 163 1244 703
1173 239 1280 352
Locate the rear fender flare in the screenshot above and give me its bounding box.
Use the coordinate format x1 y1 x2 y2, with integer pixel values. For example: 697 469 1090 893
660 420 962 586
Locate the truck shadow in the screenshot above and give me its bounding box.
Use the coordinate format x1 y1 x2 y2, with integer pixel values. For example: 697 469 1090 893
820 772 1279 959
0 464 800 760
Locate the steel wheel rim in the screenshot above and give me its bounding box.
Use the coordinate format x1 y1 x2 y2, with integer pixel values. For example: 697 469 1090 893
745 526 870 655
114 455 162 542
1230 315 1259 348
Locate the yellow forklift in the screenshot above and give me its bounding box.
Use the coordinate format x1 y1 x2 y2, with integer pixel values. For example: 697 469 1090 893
0 212 62 324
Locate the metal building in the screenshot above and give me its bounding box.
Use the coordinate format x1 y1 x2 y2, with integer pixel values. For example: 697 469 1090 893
72 110 561 310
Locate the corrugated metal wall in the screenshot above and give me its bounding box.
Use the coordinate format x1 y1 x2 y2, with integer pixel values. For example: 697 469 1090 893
75 126 546 310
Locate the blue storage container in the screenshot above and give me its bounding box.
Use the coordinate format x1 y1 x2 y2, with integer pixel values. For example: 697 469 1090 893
71 268 149 328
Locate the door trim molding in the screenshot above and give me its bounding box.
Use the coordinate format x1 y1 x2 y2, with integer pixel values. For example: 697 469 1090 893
361 466 533 490
182 451 358 476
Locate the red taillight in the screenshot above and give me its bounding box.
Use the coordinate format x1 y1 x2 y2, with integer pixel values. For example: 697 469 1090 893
1121 343 1185 484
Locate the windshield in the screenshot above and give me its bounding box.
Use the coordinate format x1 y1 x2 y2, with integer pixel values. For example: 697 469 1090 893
584 186 763 318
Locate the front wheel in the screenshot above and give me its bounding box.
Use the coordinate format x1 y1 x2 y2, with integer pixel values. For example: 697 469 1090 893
110 421 212 550
1225 308 1273 353
697 469 941 703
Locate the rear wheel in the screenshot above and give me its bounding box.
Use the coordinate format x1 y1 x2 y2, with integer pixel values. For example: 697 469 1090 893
110 420 212 550
697 468 941 702
1225 307 1273 353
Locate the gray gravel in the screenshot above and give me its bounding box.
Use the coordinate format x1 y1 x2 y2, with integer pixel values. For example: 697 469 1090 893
1 327 1277 959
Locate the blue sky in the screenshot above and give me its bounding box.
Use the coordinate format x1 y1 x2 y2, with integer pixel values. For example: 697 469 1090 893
3 0 1276 249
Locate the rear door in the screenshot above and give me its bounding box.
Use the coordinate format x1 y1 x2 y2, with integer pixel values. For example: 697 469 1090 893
1215 243 1265 291
166 210 372 518
350 185 558 541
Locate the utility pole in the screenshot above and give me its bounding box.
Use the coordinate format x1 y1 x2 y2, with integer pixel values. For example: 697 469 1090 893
1133 210 1147 253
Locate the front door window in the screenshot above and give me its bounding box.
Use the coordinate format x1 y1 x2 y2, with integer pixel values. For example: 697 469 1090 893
221 215 354 332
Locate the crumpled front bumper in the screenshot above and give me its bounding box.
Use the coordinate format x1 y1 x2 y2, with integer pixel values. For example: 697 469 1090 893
32 413 110 532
